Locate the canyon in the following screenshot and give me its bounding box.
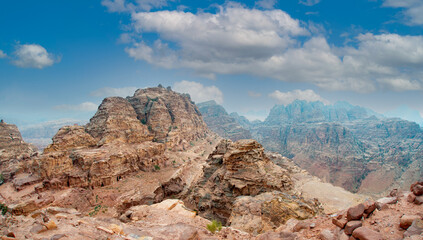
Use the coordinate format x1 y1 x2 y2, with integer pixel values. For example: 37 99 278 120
0 87 422 239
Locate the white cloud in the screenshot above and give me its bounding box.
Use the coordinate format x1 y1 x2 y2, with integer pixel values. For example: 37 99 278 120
269 89 329 105
0 50 7 58
383 0 423 25
102 0 173 12
54 102 98 112
173 80 224 104
90 87 138 97
12 44 59 69
122 4 423 93
255 0 277 9
299 0 321 6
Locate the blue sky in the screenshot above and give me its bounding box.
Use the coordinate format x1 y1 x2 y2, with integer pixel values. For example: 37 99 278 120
1 0 423 126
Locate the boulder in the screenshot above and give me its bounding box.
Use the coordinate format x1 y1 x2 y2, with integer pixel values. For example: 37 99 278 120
345 221 362 235
410 182 423 196
347 204 365 221
414 196 423 205
375 197 397 210
332 217 348 229
363 200 376 215
400 215 421 230
319 229 337 240
404 219 423 237
352 227 383 240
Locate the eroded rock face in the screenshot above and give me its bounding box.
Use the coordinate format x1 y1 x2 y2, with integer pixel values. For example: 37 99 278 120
229 191 322 235
0 121 38 181
186 139 293 224
127 87 208 147
85 97 152 145
36 87 210 190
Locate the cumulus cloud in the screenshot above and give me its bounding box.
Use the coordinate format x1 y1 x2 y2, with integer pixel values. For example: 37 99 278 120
0 50 7 58
12 44 59 69
122 4 423 93
269 89 329 105
54 102 98 112
102 0 173 12
173 80 224 104
90 87 138 97
383 0 423 25
255 0 277 9
299 0 320 6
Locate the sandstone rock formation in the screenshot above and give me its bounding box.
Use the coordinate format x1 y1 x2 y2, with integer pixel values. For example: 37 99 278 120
186 139 316 230
207 100 423 195
198 100 252 141
35 87 209 190
0 121 38 182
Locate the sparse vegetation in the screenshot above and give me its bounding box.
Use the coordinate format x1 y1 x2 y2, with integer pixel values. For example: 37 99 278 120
0 203 8 215
190 142 194 146
0 173 4 185
206 220 222 234
89 195 107 217
141 119 147 124
154 165 160 171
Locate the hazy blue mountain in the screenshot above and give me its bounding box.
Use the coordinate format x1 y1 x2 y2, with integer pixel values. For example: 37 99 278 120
385 105 423 127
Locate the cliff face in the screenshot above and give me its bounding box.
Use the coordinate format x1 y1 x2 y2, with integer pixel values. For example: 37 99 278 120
0 121 38 181
127 87 208 147
37 87 209 189
186 139 321 230
206 100 423 195
197 100 252 141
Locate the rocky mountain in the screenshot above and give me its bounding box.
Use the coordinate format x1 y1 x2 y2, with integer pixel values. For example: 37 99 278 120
385 105 423 127
197 100 252 141
207 100 423 195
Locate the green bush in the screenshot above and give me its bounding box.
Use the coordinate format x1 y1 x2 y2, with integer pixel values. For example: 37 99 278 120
206 220 222 234
0 203 8 215
154 165 160 171
0 173 4 185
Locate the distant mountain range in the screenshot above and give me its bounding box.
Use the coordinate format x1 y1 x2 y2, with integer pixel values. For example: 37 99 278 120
385 105 423 127
199 100 423 195
20 119 86 149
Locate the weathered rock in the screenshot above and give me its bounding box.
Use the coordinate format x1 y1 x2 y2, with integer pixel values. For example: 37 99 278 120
30 223 47 233
45 220 57 230
50 234 66 240
404 219 423 237
293 221 312 232
345 221 363 235
347 204 365 221
127 87 208 147
43 125 96 153
352 227 383 240
187 139 294 225
319 229 337 240
375 197 397 210
332 217 348 229
410 182 423 196
400 215 421 230
414 196 423 205
407 193 416 203
363 200 376 215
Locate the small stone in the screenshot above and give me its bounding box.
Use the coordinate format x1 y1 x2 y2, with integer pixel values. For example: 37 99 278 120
414 196 423 205
30 223 47 233
5 233 15 238
109 224 123 234
319 229 336 240
339 230 349 240
352 227 383 240
375 197 397 210
45 220 57 230
332 218 348 229
400 215 421 229
345 221 362 235
407 193 416 203
411 182 423 196
347 204 365 221
50 234 66 240
1 236 16 240
363 200 376 215
96 226 114 234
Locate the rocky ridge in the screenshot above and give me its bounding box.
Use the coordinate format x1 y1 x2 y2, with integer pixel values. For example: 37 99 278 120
197 100 252 141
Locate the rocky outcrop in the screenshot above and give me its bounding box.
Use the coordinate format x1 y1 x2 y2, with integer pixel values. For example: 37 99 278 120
0 121 38 182
186 139 296 225
127 87 208 147
36 87 209 189
198 100 252 141
229 191 321 235
204 100 423 195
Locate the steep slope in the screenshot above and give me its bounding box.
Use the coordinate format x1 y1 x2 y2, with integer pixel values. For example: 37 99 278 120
36 87 209 189
202 100 423 195
197 100 252 141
